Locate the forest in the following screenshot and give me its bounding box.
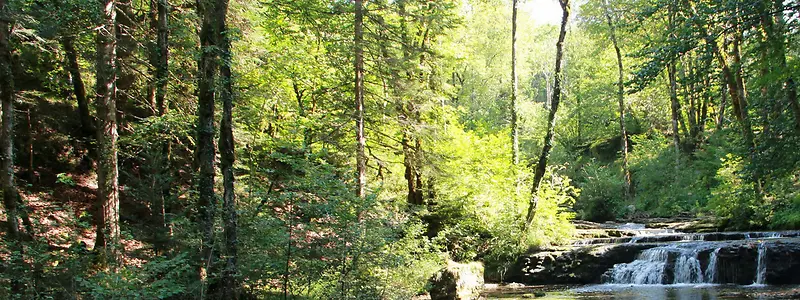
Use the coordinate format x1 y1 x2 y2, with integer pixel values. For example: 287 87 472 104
0 0 799 298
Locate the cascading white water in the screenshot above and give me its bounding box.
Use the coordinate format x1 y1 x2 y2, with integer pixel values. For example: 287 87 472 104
606 246 718 285
673 251 703 283
755 242 768 285
704 248 720 283
605 248 670 284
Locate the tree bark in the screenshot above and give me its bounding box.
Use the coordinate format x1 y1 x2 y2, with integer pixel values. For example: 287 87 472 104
681 58 698 147
149 0 171 254
94 0 121 264
525 0 569 229
604 1 631 199
668 63 681 156
717 76 727 129
354 0 366 198
0 0 20 242
731 33 756 151
510 0 519 166
114 0 139 123
196 0 218 292
61 37 94 137
217 0 238 295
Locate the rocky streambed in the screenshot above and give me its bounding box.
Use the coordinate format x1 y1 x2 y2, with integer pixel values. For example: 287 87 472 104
503 221 800 286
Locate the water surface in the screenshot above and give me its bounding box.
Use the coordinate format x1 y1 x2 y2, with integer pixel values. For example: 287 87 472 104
485 284 800 299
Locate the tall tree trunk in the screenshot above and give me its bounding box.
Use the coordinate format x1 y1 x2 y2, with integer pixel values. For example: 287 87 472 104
668 63 681 156
354 0 366 198
217 0 238 296
524 0 569 229
717 76 727 129
95 0 121 264
292 82 311 148
403 133 423 205
699 74 710 135
0 0 20 242
682 58 698 147
510 0 519 166
0 15 24 292
61 37 94 137
150 0 171 254
711 27 761 193
115 0 139 123
731 33 756 151
196 0 218 293
604 1 631 199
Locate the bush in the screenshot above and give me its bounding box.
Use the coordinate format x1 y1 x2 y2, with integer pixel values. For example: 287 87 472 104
574 162 625 222
78 254 194 299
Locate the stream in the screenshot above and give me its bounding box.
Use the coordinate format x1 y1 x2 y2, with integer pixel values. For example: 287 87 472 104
485 284 800 299
489 221 800 299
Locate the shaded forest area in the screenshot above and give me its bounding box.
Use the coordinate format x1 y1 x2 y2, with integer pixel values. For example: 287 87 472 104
0 0 799 298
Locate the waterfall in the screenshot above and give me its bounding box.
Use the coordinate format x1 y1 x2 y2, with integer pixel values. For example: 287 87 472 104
755 242 768 285
605 248 670 284
704 248 720 283
605 246 711 284
673 251 703 283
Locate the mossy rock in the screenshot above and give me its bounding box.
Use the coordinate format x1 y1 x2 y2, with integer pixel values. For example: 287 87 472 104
429 261 484 300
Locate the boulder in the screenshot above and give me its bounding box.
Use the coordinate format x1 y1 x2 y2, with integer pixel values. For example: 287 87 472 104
506 243 658 284
429 261 484 300
763 241 800 284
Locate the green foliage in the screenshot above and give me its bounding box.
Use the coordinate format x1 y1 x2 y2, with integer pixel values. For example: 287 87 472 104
77 254 193 299
628 133 713 216
707 153 760 230
237 146 444 299
8 0 800 298
574 161 625 221
56 173 77 187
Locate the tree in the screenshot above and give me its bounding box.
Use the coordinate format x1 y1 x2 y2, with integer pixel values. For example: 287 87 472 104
668 62 681 155
61 37 94 137
354 0 366 198
0 0 20 244
196 0 218 291
149 0 171 254
603 0 631 199
510 0 520 166
217 0 238 295
525 0 570 229
94 0 121 264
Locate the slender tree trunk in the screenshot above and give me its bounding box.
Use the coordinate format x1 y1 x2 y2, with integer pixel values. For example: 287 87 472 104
196 0 218 293
604 2 631 199
403 133 422 205
148 0 171 254
717 77 727 129
0 0 20 242
510 0 519 166
525 0 569 229
217 0 238 296
699 75 709 135
731 33 756 151
682 58 698 147
94 0 121 264
354 0 366 198
61 37 94 137
788 78 800 130
115 0 138 124
757 14 773 136
394 2 425 205
668 63 681 156
293 82 311 149
711 27 761 193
